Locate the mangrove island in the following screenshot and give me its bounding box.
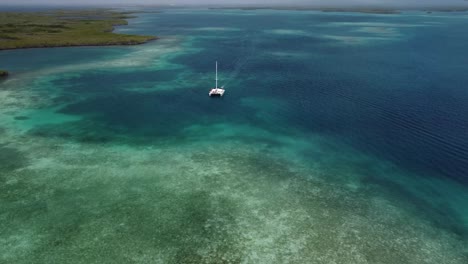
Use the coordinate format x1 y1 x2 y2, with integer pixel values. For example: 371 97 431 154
0 70 8 78
0 9 156 50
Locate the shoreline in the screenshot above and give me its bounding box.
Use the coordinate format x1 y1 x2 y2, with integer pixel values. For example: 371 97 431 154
0 9 157 51
0 70 8 78
0 9 158 74
0 36 158 51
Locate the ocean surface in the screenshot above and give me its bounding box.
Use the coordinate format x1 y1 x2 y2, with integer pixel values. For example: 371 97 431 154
1 8 467 263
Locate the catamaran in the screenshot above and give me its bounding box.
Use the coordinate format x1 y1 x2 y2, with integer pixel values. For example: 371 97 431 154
209 61 225 97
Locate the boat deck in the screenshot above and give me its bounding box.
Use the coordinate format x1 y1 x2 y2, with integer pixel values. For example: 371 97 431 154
209 88 225 97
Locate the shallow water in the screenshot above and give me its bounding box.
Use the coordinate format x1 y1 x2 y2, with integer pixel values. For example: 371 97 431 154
0 8 467 263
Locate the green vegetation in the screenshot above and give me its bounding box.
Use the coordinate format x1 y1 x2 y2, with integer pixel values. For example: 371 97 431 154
0 9 156 50
0 70 8 78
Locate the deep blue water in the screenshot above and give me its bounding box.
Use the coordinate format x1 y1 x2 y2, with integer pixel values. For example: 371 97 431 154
0 8 467 262
116 9 468 184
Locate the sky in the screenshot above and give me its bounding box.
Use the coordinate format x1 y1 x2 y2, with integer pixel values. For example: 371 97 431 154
0 0 467 8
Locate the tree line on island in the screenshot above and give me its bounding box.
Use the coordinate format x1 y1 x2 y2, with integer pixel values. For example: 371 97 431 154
0 70 8 78
0 9 156 50
0 9 158 80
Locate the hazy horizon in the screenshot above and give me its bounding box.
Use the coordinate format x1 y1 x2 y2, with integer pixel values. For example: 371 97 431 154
1 0 468 9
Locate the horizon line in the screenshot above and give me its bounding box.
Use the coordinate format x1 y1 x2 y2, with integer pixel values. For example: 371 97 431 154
1 3 468 9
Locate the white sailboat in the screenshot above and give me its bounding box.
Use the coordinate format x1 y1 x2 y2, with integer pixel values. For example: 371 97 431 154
209 61 225 97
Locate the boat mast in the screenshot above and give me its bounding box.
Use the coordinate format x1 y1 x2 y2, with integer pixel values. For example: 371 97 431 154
215 61 218 88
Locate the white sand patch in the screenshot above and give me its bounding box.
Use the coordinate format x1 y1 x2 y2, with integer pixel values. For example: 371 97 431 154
321 34 390 45
354 26 401 37
324 22 427 28
194 27 241 31
265 29 310 36
0 229 43 262
0 90 14 107
268 51 310 58
0 35 197 117
0 121 466 263
318 21 435 44
411 13 468 19
8 36 187 84
312 20 434 45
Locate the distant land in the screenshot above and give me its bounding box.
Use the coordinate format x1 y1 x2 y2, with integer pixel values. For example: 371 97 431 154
0 9 156 50
209 7 399 14
0 70 8 78
208 6 468 14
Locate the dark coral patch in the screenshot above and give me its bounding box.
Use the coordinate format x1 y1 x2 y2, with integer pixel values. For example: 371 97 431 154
14 116 30 120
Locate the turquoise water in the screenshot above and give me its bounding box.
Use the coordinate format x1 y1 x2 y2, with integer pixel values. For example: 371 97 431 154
1 8 467 263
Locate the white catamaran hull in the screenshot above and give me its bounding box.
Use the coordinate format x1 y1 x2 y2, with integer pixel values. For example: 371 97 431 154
209 61 225 97
209 88 225 96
